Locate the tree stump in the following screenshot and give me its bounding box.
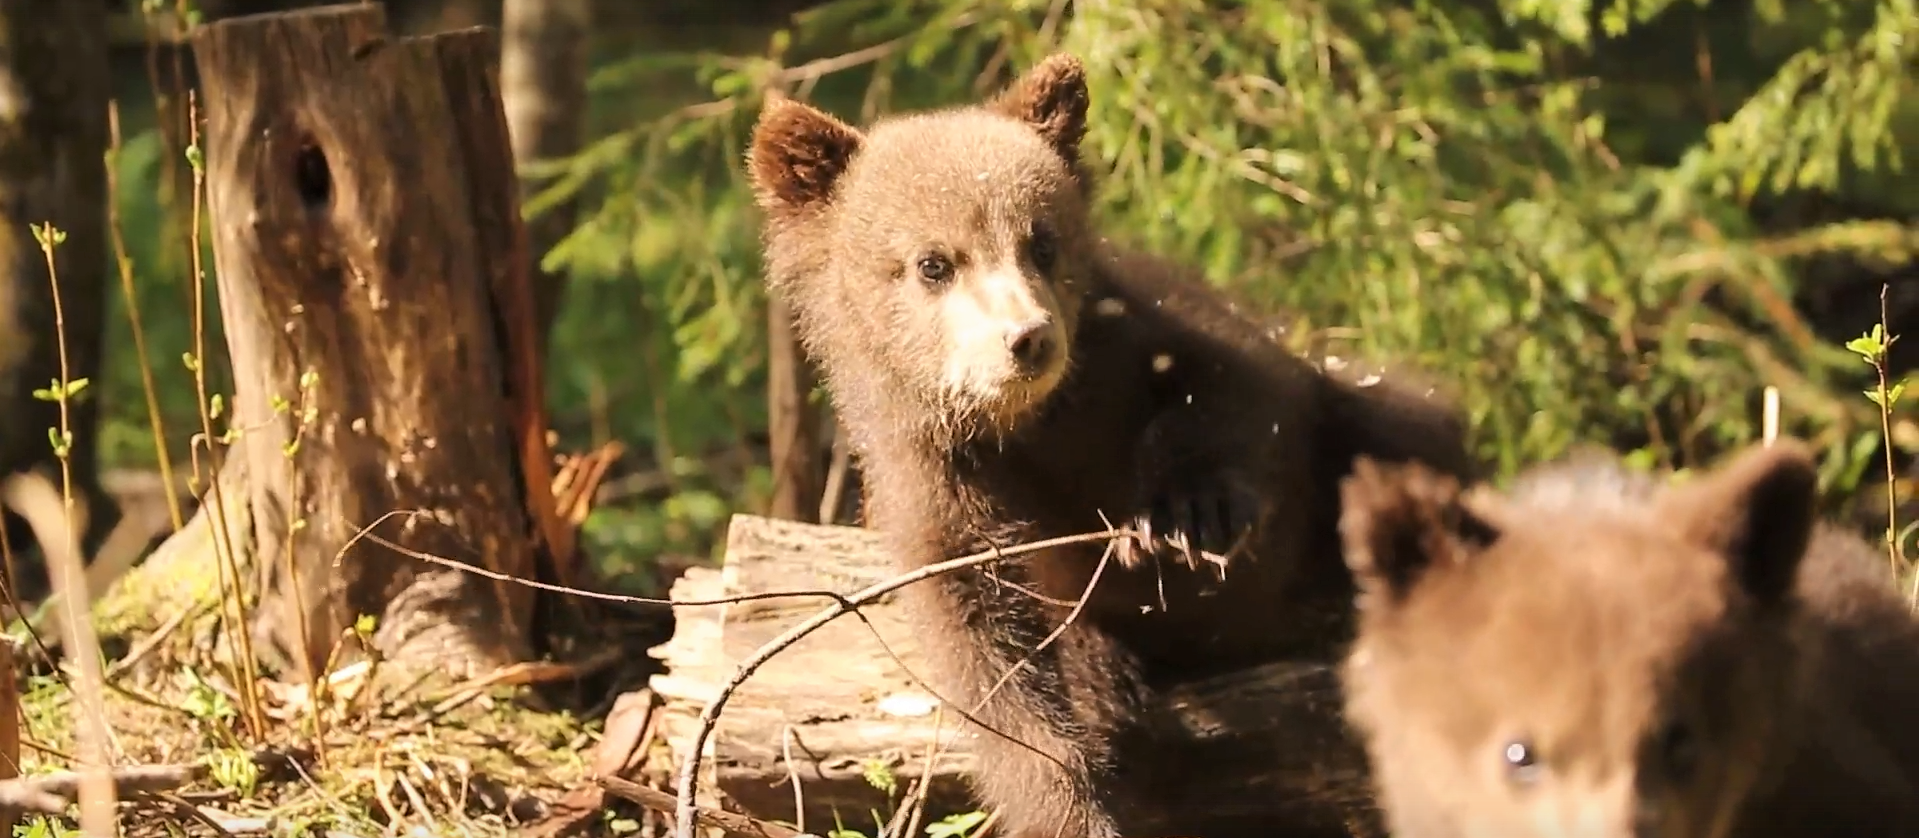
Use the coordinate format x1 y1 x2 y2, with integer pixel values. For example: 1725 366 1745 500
186 3 560 682
649 514 1382 835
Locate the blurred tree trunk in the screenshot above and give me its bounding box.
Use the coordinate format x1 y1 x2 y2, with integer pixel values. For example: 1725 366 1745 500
0 0 114 599
766 295 824 522
500 0 591 353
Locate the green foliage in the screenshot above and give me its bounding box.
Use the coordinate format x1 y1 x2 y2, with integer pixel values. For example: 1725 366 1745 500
90 0 1919 579
546 0 1919 507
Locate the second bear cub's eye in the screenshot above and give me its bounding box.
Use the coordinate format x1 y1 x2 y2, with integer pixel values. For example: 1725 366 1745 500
1654 718 1699 779
917 254 955 285
1502 738 1542 785
1028 225 1058 274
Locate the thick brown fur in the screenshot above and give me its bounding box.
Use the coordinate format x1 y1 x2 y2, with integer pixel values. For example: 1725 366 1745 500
1337 439 1919 838
747 54 1474 838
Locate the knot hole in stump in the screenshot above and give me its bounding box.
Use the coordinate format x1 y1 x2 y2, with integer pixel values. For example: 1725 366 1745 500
293 138 332 210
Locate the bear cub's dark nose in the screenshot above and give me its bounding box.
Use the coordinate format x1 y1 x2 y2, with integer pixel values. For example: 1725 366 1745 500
1007 319 1057 372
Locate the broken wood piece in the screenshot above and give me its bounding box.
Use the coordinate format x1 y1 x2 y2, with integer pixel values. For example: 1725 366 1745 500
648 514 1379 836
0 763 205 815
599 775 809 838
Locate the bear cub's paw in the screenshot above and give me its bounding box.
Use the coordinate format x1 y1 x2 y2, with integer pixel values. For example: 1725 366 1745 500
1120 409 1267 577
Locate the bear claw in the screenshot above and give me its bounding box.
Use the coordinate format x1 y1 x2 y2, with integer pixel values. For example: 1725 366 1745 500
1124 481 1261 577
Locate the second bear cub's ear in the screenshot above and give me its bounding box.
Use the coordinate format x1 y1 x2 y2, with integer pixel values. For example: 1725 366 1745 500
1339 458 1501 607
747 95 865 215
989 52 1090 168
1658 439 1819 607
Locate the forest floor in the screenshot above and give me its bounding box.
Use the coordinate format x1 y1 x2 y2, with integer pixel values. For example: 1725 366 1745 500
2 471 684 838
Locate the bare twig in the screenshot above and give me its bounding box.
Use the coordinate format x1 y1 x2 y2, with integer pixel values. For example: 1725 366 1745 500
0 762 204 815
599 775 806 838
779 724 805 834
1871 284 1904 579
11 217 118 833
105 101 183 534
360 510 1025 613
817 421 852 526
1762 385 1780 446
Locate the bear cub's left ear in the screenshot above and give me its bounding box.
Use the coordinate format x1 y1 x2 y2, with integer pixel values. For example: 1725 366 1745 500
1338 457 1501 606
747 95 865 215
988 52 1091 169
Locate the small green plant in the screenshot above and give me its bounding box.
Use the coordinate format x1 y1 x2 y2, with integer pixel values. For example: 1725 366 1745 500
206 746 260 798
179 666 237 727
13 816 81 838
601 809 640 835
925 811 989 838
860 758 899 799
1845 292 1915 603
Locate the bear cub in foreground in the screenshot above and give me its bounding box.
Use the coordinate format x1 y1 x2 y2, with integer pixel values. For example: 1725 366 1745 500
1338 439 1919 838
748 53 1474 837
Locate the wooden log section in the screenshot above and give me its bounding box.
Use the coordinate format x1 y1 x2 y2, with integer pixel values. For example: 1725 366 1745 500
649 514 1381 835
190 4 552 681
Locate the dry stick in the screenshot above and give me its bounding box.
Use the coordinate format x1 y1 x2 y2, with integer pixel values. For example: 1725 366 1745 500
105 101 184 534
779 725 805 835
1761 386 1780 447
816 422 851 525
1873 283 1904 579
4 474 116 837
104 597 215 680
881 704 944 838
279 380 323 766
181 92 267 740
670 528 1126 838
599 775 804 838
354 510 976 612
32 221 117 838
0 763 205 816
0 507 67 679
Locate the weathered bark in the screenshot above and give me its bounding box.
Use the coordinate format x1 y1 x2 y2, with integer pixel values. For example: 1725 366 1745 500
499 0 591 351
189 4 552 681
0 0 114 598
764 293 824 522
650 514 1380 834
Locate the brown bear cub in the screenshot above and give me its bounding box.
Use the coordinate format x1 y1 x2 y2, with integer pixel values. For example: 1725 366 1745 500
747 53 1474 837
1337 439 1919 838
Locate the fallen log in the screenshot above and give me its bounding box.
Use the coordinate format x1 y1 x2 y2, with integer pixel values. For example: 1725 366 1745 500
647 514 1381 835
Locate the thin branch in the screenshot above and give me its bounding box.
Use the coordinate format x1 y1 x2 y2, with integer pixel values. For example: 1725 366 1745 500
599 775 803 838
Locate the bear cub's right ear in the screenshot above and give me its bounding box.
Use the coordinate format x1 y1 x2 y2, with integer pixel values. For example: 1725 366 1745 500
1338 457 1501 606
747 96 865 214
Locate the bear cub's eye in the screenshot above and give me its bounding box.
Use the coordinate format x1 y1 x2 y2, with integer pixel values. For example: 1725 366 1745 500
1502 738 1543 785
1027 224 1059 274
917 253 955 286
1654 719 1699 779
